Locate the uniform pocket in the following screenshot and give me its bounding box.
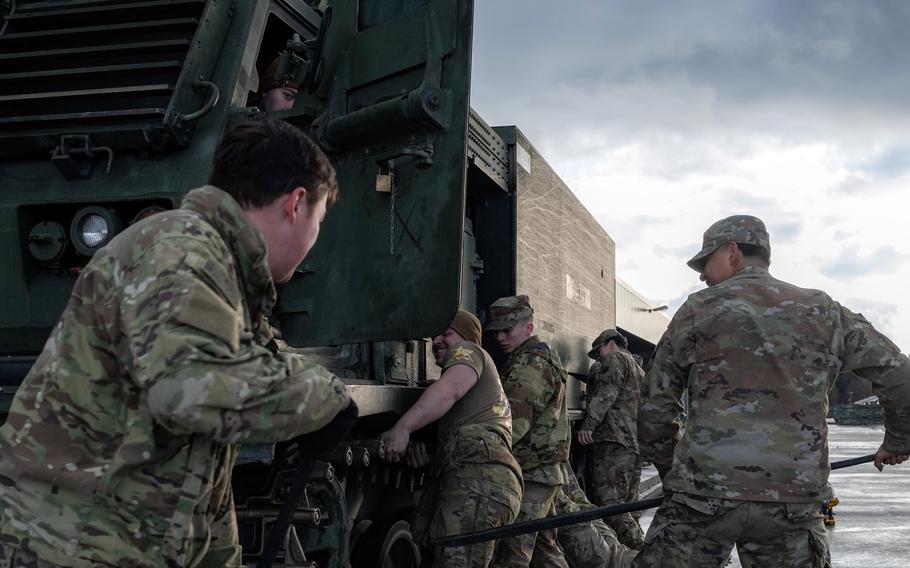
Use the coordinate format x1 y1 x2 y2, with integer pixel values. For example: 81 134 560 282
669 492 726 516
784 501 822 523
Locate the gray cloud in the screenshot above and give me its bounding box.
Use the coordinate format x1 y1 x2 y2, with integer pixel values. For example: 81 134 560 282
592 213 671 248
653 242 701 261
843 298 900 339
832 145 910 194
472 1 910 164
718 190 776 211
820 245 909 279
768 221 802 244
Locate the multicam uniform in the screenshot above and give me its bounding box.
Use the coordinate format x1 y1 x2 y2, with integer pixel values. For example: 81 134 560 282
493 336 571 568
0 186 350 568
582 350 645 548
638 266 910 567
412 340 522 567
529 462 635 568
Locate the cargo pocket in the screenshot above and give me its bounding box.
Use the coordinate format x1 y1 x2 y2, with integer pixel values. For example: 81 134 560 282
807 525 832 568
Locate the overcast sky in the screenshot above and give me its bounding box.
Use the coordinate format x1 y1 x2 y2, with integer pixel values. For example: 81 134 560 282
470 1 910 352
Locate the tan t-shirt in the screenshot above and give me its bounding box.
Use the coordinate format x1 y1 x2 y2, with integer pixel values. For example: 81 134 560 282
435 340 512 443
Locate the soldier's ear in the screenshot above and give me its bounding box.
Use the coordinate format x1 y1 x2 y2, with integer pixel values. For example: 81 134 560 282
284 186 308 223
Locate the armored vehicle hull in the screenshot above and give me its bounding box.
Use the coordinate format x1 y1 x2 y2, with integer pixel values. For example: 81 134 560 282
1 1 616 565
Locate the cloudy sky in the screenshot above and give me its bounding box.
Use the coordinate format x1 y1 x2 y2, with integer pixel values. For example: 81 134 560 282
470 1 910 351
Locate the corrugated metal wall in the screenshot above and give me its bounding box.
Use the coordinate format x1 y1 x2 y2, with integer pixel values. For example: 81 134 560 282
615 277 670 346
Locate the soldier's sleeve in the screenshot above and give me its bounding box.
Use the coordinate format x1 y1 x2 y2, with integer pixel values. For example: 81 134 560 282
129 266 350 445
441 342 484 378
838 303 910 453
580 354 624 432
638 302 692 477
502 355 553 444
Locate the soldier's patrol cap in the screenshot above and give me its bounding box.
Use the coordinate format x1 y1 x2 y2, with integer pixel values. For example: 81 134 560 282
450 309 482 344
588 328 624 359
485 295 534 331
686 214 770 271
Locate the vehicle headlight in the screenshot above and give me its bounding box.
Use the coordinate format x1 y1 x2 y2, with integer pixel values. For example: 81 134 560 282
80 214 109 247
70 207 122 256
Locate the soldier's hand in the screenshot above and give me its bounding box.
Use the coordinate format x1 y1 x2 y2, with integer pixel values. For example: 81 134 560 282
577 430 594 445
405 441 432 468
293 400 359 461
874 445 909 471
379 425 410 463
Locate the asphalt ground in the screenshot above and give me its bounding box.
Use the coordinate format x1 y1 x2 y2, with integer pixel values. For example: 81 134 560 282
638 422 909 567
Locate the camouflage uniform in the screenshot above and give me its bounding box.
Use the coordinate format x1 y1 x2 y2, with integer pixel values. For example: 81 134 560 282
487 296 571 568
582 331 645 549
529 462 636 568
0 186 351 567
412 339 523 567
637 215 910 568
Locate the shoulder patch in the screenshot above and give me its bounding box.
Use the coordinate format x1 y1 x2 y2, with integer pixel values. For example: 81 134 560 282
451 346 475 361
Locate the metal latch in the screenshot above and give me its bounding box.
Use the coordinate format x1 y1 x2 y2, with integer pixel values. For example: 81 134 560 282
50 135 114 179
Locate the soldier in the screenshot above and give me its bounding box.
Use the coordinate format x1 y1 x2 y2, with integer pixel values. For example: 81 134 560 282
259 54 298 112
530 462 637 568
380 310 523 567
637 214 910 567
486 295 571 568
0 120 355 567
576 329 645 549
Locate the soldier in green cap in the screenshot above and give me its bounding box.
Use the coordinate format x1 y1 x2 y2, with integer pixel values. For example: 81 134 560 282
380 310 523 567
485 295 571 568
637 214 910 567
577 329 645 549
0 120 355 567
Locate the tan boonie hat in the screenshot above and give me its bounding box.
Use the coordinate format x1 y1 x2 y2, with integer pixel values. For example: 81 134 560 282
687 214 771 271
450 310 482 344
260 54 300 93
588 328 624 359
485 295 533 331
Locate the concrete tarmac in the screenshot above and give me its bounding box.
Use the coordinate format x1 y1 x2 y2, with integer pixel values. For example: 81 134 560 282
638 422 910 567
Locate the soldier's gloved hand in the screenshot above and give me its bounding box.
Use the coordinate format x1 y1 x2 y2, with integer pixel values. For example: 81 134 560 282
292 400 359 461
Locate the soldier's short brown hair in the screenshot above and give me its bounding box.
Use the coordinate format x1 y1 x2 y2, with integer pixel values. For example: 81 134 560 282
209 119 338 209
737 243 771 265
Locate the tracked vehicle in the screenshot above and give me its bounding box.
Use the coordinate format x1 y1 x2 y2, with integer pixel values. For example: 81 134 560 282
0 1 618 565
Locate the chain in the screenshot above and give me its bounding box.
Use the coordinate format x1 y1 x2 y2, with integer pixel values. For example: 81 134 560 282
389 179 396 255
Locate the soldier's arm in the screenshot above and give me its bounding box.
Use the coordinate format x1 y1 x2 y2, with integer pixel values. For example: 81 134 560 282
381 355 480 461
638 303 692 477
838 303 910 456
502 358 552 444
580 355 624 432
130 270 350 444
392 364 478 434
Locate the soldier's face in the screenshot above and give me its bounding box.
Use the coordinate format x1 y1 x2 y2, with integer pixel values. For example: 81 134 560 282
432 328 463 366
261 87 297 112
494 320 533 354
699 243 737 286
272 192 327 283
599 340 620 358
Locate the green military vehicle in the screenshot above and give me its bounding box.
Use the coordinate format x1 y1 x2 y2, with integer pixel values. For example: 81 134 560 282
0 1 617 565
